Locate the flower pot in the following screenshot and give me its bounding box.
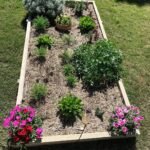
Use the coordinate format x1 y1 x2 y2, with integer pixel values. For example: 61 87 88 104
56 23 71 31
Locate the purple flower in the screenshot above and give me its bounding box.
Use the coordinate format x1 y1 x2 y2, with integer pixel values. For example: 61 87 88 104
12 120 19 127
3 117 11 128
122 127 128 134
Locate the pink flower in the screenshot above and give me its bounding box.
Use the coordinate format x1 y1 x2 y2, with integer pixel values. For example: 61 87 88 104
3 117 11 128
16 116 21 120
116 112 124 119
122 127 128 134
118 119 126 126
13 120 19 127
113 122 119 128
133 116 144 123
36 128 43 136
27 117 32 122
20 120 27 127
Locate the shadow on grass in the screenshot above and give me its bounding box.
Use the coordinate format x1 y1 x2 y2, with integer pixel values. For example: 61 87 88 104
116 0 150 6
8 137 137 150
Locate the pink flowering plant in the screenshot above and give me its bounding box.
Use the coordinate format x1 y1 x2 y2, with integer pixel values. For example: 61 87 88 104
109 105 144 136
3 105 43 147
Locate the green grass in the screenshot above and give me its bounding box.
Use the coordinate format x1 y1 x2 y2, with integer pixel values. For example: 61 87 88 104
95 0 150 149
0 0 25 147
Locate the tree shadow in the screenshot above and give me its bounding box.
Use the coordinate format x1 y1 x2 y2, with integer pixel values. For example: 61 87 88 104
115 0 150 6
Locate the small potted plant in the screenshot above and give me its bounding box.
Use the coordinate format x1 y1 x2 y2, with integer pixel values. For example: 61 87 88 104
55 14 72 31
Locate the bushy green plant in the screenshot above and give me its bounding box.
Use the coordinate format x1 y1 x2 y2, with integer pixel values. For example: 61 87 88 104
31 83 47 100
56 14 71 26
63 64 75 76
36 47 47 59
79 16 95 33
60 50 73 64
67 75 77 88
75 1 85 16
72 40 123 87
58 94 83 119
23 0 65 18
33 16 49 32
62 34 75 46
37 35 53 48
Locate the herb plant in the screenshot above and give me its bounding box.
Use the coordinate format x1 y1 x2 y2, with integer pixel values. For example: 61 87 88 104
31 83 47 100
72 40 123 87
33 16 49 32
36 47 47 60
75 1 85 16
63 64 75 76
37 35 53 48
58 94 83 119
56 14 71 26
62 34 75 46
79 16 95 33
67 75 77 88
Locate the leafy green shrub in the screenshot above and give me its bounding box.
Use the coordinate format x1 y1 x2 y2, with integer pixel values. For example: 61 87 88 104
33 16 49 32
36 47 47 59
72 40 123 87
79 16 95 33
75 1 85 16
60 50 73 64
37 35 53 48
23 0 65 19
56 14 71 26
58 94 83 119
67 75 77 88
31 83 47 100
62 34 75 46
63 64 75 76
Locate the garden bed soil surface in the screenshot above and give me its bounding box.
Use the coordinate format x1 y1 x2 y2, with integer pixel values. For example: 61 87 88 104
23 3 124 136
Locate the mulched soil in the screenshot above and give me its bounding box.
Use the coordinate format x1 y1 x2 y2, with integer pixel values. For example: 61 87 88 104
23 3 124 136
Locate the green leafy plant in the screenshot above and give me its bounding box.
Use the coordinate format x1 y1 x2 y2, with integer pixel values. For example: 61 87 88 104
79 16 95 33
37 35 53 48
23 0 65 19
31 83 47 100
62 34 75 46
65 0 76 8
67 75 77 88
63 64 75 76
36 47 47 60
72 40 123 87
60 50 73 64
75 1 85 16
58 94 83 119
95 107 104 121
56 14 71 26
33 16 49 32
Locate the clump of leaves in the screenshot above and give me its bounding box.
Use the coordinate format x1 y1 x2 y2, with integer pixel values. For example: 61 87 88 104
31 83 47 100
95 107 104 121
63 64 75 76
33 16 49 32
58 94 83 119
67 75 77 88
37 35 53 48
60 49 73 64
72 40 123 87
79 16 95 33
75 1 85 16
62 34 75 46
56 14 71 26
36 47 47 60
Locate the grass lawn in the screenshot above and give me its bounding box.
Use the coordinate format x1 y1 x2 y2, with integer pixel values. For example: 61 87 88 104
0 0 25 147
0 0 150 149
95 0 150 149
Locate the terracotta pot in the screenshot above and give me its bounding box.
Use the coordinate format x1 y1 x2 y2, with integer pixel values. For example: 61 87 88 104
56 23 71 31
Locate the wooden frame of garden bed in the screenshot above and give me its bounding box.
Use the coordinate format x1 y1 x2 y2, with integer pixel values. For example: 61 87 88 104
16 0 140 146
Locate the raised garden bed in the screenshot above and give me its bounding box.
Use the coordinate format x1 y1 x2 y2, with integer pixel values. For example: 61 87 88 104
16 0 140 146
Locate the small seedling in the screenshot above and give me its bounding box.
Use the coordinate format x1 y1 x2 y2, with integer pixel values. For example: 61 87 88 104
60 49 73 64
63 64 75 76
62 34 75 46
67 75 77 88
95 107 104 121
36 47 47 60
